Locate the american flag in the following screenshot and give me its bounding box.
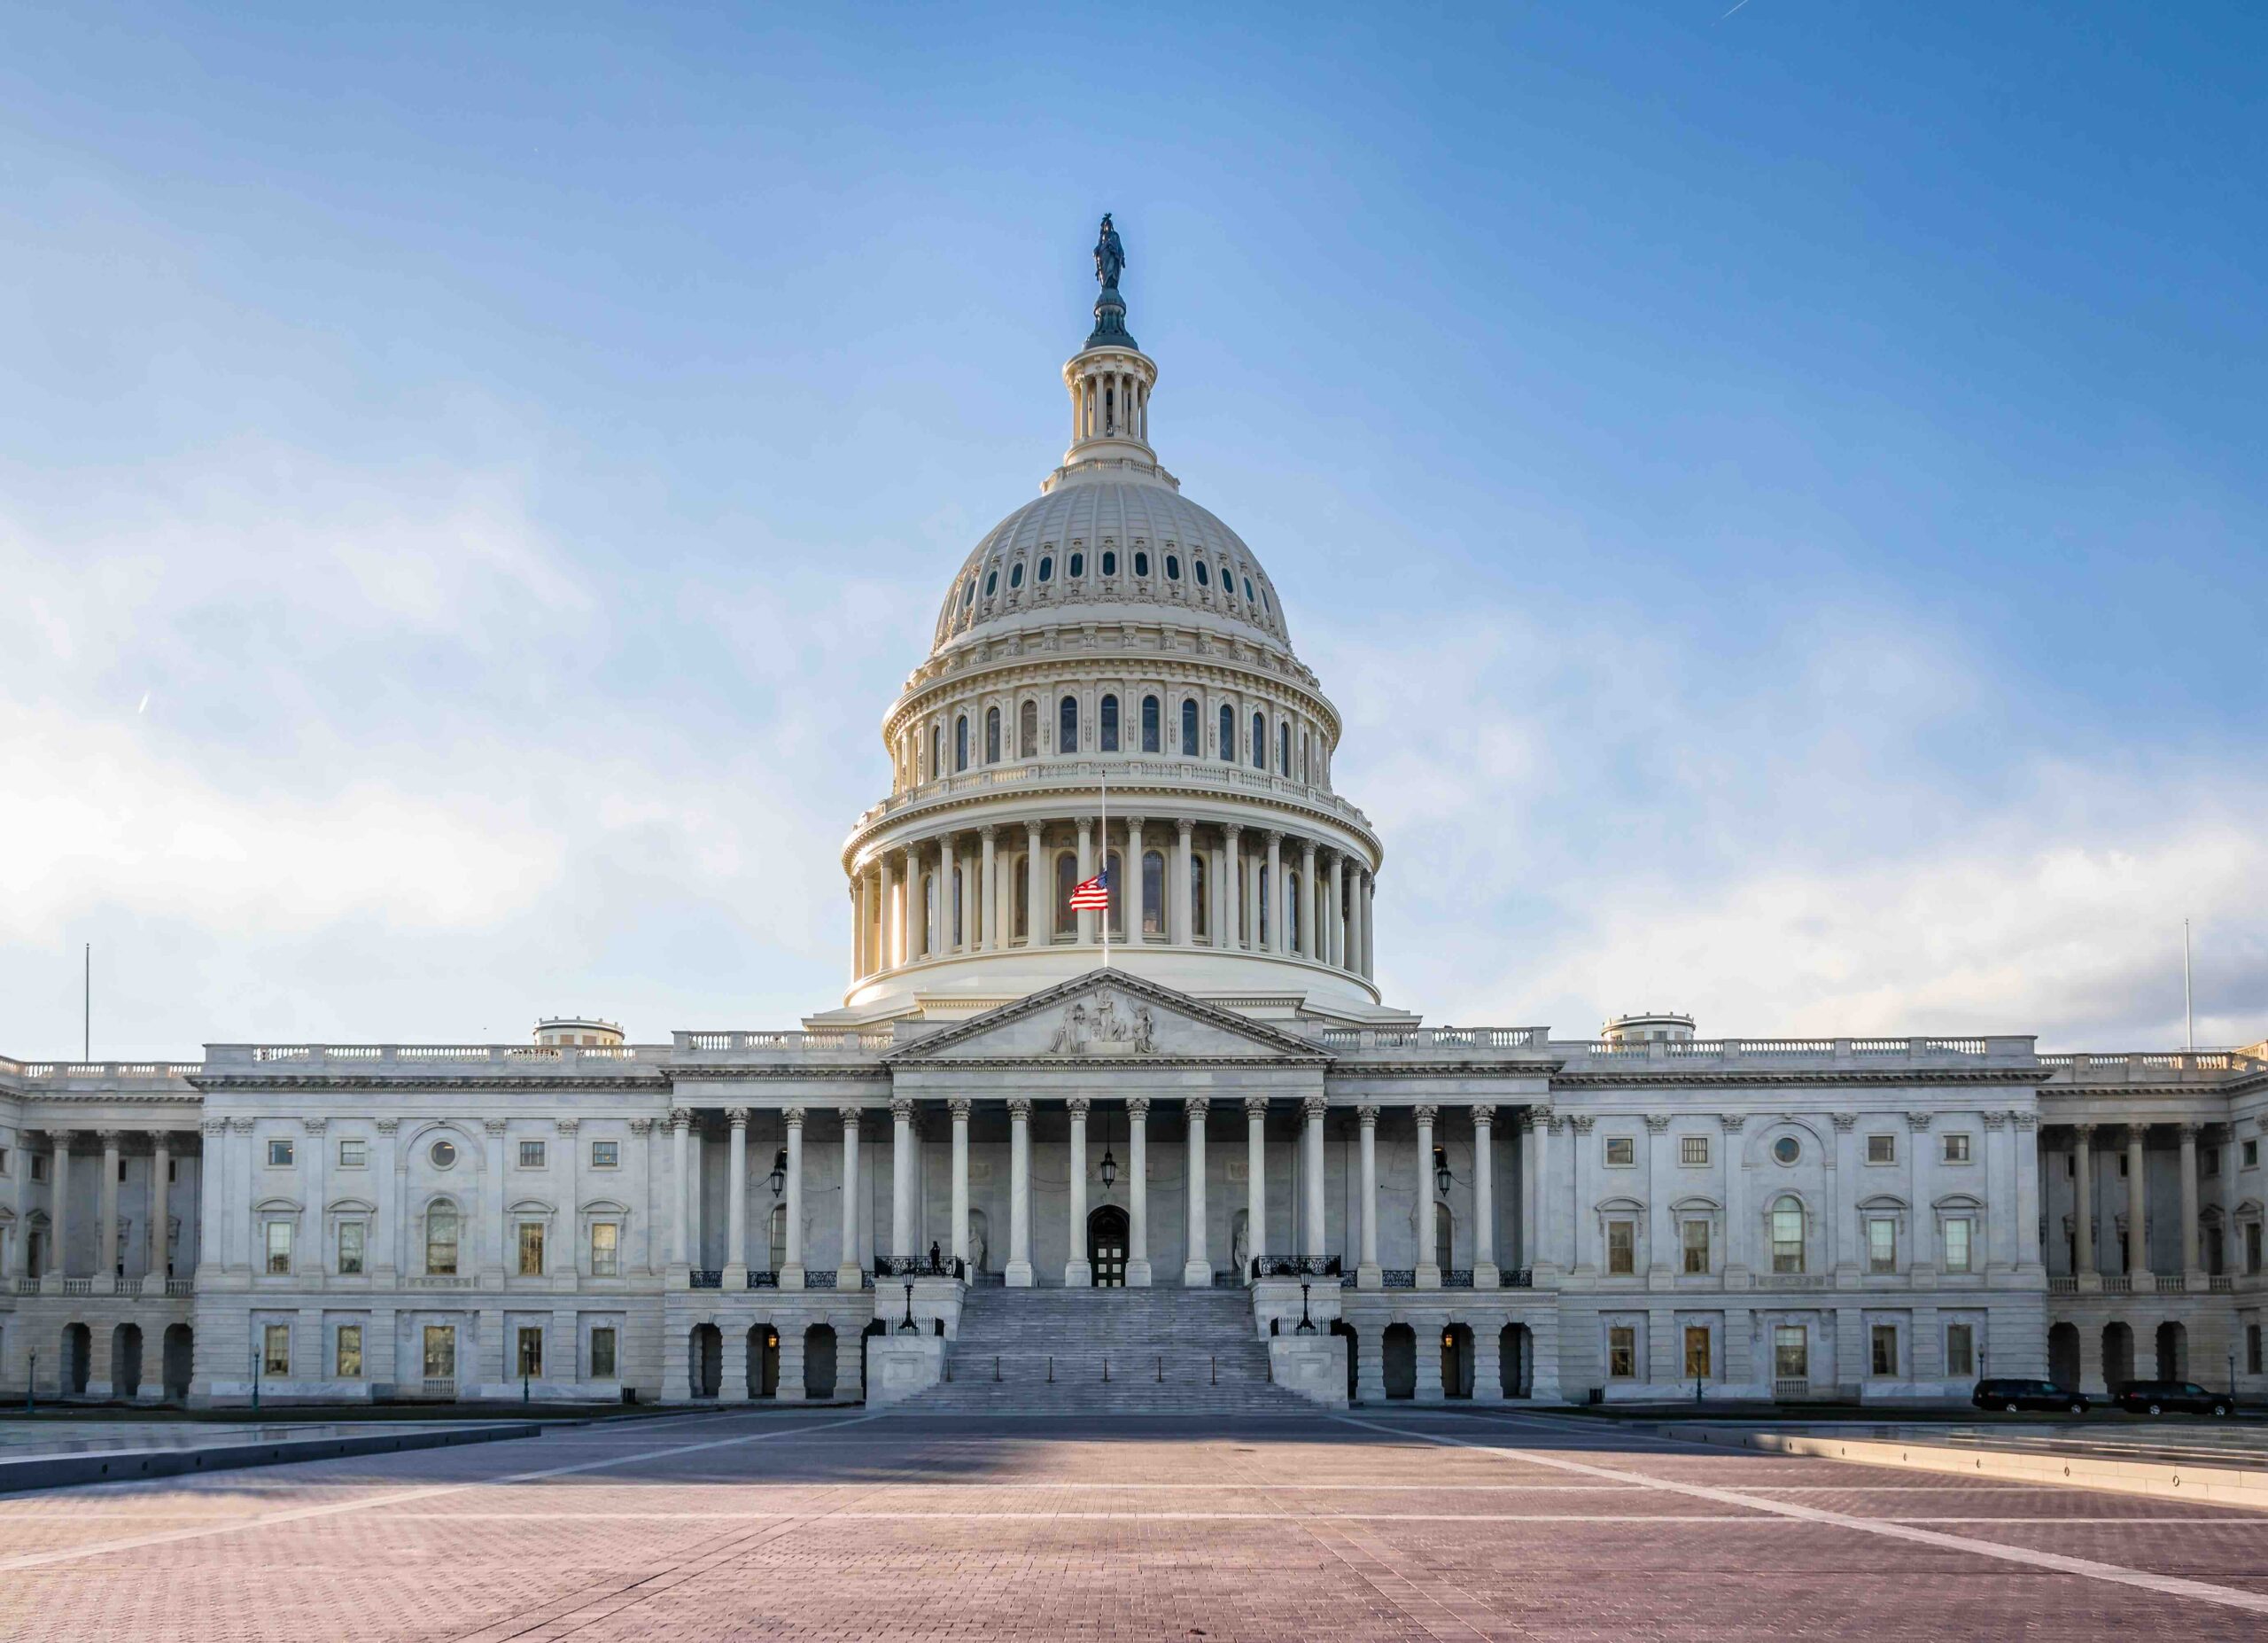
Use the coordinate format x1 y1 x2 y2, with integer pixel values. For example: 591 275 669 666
1068 868 1113 910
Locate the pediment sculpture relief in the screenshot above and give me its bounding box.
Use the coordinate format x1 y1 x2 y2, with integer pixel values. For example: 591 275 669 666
1047 986 1156 1056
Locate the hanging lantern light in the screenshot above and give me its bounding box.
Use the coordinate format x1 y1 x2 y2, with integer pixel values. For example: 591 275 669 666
767 1149 787 1198
1099 1106 1119 1190
1433 1145 1451 1197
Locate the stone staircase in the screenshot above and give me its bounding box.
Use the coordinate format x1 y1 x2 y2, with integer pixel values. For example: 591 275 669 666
888 1285 1317 1416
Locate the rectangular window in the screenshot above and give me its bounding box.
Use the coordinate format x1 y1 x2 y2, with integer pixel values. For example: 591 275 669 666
1604 1136 1635 1167
1867 1218 1898 1274
2249 1325 2263 1377
1942 1133 1971 1164
2249 1223 2262 1276
1608 1325 1637 1378
1683 1325 1712 1379
517 1222 546 1278
591 1326 618 1380
1870 1325 1899 1377
1679 1135 1709 1167
1606 1219 1636 1275
590 1221 619 1277
262 1322 291 1376
2245 1140 2260 1170
516 1326 543 1379
518 1140 547 1170
1946 1323 1975 1379
265 1220 293 1275
1771 1204 1805 1273
338 1138 366 1168
427 1211 459 1276
267 1138 295 1167
0 1145 9 1175
2202 1146 2221 1178
338 1221 366 1276
1682 1219 1710 1274
1865 1133 1896 1165
1774 1325 1808 1382
423 1324 455 1380
591 1140 620 1169
31 1155 46 1182
1942 1218 1972 1274
118 1157 128 1182
337 1324 363 1379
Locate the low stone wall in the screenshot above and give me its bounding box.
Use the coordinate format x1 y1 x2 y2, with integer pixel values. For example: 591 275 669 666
1269 1336 1348 1409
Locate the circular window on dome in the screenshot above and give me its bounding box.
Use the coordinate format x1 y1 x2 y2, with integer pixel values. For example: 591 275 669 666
1165 553 1181 581
1101 549 1117 576
1037 554 1053 583
1194 560 1210 587
431 1138 459 1170
1068 551 1085 579
1008 562 1023 589
1133 549 1150 577
983 570 998 596
1771 1136 1800 1166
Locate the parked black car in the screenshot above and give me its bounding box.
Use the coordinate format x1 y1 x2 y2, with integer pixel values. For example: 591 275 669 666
1972 1377 2087 1414
2110 1380 2234 1417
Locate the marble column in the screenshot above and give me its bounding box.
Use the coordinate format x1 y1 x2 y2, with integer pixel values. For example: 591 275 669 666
899 844 920 967
1357 1104 1381 1288
2125 1125 2148 1280
949 1099 971 1270
97 1130 120 1289
1024 821 1045 946
1183 1097 1211 1286
1301 1095 1327 1261
1006 1099 1034 1287
1065 1099 1092 1286
878 854 897 969
1126 815 1146 938
1076 815 1096 944
1362 871 1376 975
1127 1098 1152 1286
1644 1114 1672 1277
836 1109 864 1286
1264 830 1284 952
2179 1123 2202 1283
850 874 866 982
725 1109 750 1283
1908 1113 1935 1273
781 1108 807 1288
151 1133 172 1281
1245 1096 1268 1277
2073 1124 2097 1286
1472 1105 1499 1287
1223 825 1244 948
1415 1105 1441 1288
668 1111 690 1273
1300 838 1318 959
889 1097 918 1262
936 836 953 954
980 827 999 953
1172 821 1195 945
1328 853 1346 968
1348 870 1367 977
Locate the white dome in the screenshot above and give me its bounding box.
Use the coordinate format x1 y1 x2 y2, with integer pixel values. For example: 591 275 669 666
930 479 1293 657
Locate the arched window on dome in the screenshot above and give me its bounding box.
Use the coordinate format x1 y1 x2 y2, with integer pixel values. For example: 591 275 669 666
1194 559 1211 588
1099 694 1120 753
1218 704 1235 763
1018 699 1038 759
1037 554 1053 583
1013 857 1029 942
954 715 969 773
1165 553 1181 581
1278 722 1289 776
1059 696 1079 756
983 570 997 597
1251 712 1266 771
951 866 965 949
1140 695 1160 753
1133 549 1149 578
1180 698 1199 758
1101 549 1117 577
1286 870 1301 952
1189 852 1208 940
962 579 975 607
985 706 1000 765
929 725 942 783
1053 853 1078 938
1257 867 1270 950
1068 550 1085 579
1221 560 1236 596
1141 850 1164 937
1245 576 1256 603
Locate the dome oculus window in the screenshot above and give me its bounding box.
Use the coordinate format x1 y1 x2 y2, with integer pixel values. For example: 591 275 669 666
1165 553 1182 580
1772 1136 1801 1166
1037 554 1053 583
1068 550 1085 579
1194 560 1211 588
1101 549 1117 576
1132 549 1149 577
430 1139 459 1170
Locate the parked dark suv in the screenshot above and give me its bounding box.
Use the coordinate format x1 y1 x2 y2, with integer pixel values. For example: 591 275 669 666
2111 1380 2234 1417
1972 1377 2087 1414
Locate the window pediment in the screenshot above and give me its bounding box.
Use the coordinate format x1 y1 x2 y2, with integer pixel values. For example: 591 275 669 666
253 1195 305 1215
326 1196 377 1217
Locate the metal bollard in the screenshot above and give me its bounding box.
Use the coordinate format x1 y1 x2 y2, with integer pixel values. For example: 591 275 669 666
1156 1355 1162 1382
1211 1355 1217 1385
1047 1355 1053 1383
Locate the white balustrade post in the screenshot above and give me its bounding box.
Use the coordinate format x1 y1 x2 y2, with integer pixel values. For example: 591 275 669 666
1006 1099 1034 1287
1182 1098 1211 1286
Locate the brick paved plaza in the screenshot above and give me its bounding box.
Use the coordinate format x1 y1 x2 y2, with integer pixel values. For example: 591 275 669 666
2 1409 2265 1639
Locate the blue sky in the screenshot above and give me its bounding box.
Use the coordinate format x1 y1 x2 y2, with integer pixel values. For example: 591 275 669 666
4 2 2263 1055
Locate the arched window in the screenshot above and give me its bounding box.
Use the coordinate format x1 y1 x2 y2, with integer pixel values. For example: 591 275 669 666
1014 860 1029 940
1101 549 1118 576
1195 559 1211 588
1141 849 1165 936
1222 560 1237 595
1099 694 1120 752
1181 698 1199 757
983 570 997 596
1219 704 1235 762
1008 561 1023 588
1059 695 1079 755
1140 695 1160 752
1278 722 1290 775
1165 553 1181 580
767 1203 788 1270
955 715 969 773
1257 867 1270 946
1068 550 1084 579
1018 699 1038 759
1251 712 1266 770
928 725 942 782
425 1201 461 1276
1037 554 1053 583
985 706 1001 764
1190 853 1208 938
951 867 965 948
1133 549 1149 577
1054 853 1079 937
1245 576 1256 603
961 580 975 607
1771 1197 1806 1274
1286 871 1301 950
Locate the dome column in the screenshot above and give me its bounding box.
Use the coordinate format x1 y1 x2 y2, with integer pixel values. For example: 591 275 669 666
1075 814 1096 945
1172 820 1195 946
1363 870 1377 977
850 875 867 982
1125 814 1146 938
899 844 919 969
1265 830 1285 954
1024 821 1045 947
1327 853 1347 969
1222 824 1244 949
980 827 1000 953
1300 838 1319 961
877 853 897 970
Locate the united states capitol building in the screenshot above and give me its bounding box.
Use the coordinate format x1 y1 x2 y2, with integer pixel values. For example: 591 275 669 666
4 225 2264 1413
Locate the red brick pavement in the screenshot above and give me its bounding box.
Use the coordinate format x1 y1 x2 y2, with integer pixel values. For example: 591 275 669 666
1 1407 2265 1639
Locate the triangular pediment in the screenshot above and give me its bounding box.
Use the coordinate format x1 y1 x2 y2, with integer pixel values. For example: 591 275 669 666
884 969 1328 1065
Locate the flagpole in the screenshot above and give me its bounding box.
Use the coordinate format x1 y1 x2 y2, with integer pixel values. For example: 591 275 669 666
1099 775 1110 969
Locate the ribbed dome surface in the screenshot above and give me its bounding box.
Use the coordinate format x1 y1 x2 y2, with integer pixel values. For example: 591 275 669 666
931 479 1291 655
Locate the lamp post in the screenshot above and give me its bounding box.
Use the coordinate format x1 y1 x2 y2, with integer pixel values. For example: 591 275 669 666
1295 1281 1317 1334
250 1335 260 1413
25 1351 33 1414
899 1279 919 1334
1099 1106 1119 1193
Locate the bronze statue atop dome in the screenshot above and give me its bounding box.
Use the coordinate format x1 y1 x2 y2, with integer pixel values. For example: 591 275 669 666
1094 214 1126 291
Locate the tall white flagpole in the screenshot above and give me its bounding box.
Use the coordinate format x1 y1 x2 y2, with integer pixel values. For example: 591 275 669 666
1099 775 1110 969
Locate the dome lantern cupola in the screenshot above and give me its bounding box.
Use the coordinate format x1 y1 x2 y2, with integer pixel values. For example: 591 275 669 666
1047 212 1173 495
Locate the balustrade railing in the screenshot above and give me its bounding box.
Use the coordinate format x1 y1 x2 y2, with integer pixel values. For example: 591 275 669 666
1252 1256 1340 1280
165 1276 194 1297
2101 1274 2132 1294
2047 1275 2078 1293
60 1277 92 1296
1379 1269 1417 1289
747 1270 779 1289
876 1255 966 1280
945 1351 1238 1388
1441 1269 1474 1289
689 1270 722 1289
2155 1274 2186 1293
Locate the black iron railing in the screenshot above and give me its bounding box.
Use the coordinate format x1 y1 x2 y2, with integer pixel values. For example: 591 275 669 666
690 1269 722 1289
747 1270 779 1289
1253 1256 1340 1280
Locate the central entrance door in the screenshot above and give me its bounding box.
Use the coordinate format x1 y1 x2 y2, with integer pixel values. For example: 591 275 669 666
1088 1205 1130 1287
